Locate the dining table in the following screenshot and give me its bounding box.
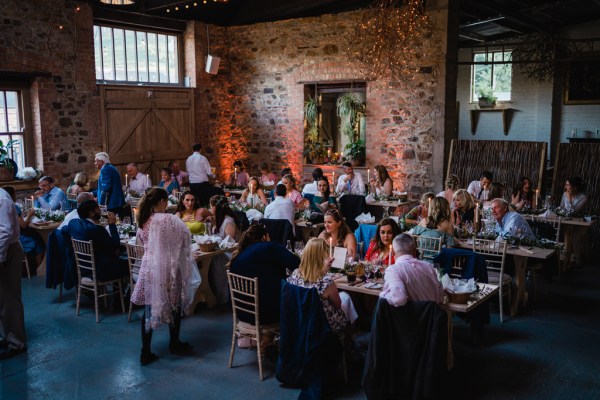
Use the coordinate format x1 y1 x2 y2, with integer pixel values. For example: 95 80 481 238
189 245 237 312
29 221 61 276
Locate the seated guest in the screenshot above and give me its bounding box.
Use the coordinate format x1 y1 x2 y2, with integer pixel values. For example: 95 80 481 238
452 189 475 227
467 170 493 202
59 192 95 229
311 177 336 213
282 174 304 207
335 162 366 195
491 198 535 239
404 192 435 225
158 167 180 195
239 176 268 207
175 191 211 235
369 165 393 197
437 174 460 206
318 209 357 260
68 172 89 196
264 184 295 231
365 218 400 266
511 177 534 211
287 238 356 333
258 162 278 187
229 224 300 325
168 160 189 186
560 176 588 213
483 181 506 211
126 162 151 194
277 167 292 186
229 160 250 187
61 200 129 281
302 167 323 196
411 197 455 247
34 176 68 211
379 233 445 307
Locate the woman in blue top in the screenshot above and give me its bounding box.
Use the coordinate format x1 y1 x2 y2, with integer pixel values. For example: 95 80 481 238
311 177 337 213
158 167 180 195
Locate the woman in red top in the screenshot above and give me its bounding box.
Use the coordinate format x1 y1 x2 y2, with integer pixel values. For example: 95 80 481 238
365 218 400 265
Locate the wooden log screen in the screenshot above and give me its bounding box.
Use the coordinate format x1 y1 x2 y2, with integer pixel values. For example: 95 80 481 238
446 140 547 198
552 143 600 250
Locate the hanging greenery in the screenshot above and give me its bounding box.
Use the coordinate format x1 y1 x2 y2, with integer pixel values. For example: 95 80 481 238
303 96 326 163
336 93 365 143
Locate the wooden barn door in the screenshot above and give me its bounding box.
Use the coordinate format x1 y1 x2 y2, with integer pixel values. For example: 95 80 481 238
99 85 194 183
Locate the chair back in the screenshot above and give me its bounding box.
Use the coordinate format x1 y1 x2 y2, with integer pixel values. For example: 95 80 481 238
24 197 34 210
259 218 294 247
126 243 144 284
227 272 259 325
71 238 97 283
472 238 507 276
412 235 442 262
180 186 189 194
530 215 561 242
234 210 250 233
338 194 367 232
173 190 183 202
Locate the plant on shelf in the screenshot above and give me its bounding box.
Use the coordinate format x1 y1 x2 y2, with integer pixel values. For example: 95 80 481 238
345 139 366 166
0 139 17 181
336 93 365 142
477 86 497 108
303 96 327 164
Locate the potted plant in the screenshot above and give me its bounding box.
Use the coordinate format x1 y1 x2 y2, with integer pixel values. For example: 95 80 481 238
336 93 365 142
345 139 366 166
0 139 17 182
477 87 497 108
304 96 327 164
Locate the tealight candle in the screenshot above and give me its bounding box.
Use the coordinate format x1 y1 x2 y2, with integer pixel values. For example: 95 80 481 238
388 244 392 265
125 174 128 187
146 174 149 188
475 203 480 223
329 237 333 258
367 169 370 183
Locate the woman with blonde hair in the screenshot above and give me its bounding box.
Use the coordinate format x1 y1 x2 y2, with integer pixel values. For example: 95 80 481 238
452 189 475 227
287 238 357 333
412 196 455 247
404 192 435 225
68 172 88 196
437 174 460 206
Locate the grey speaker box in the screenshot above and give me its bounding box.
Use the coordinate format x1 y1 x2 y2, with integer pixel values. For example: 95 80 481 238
205 55 220 74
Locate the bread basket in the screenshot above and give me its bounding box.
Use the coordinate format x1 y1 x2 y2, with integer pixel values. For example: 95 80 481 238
445 289 473 304
199 242 218 252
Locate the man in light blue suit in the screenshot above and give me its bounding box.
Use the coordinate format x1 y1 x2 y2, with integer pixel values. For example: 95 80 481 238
94 152 125 217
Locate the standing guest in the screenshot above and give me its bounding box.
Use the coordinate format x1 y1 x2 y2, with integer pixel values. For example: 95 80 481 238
560 176 588 213
302 168 324 196
58 192 95 229
126 162 152 195
229 160 250 187
369 165 393 197
404 192 435 225
319 209 357 260
379 233 445 307
258 162 278 187
95 152 125 216
239 177 268 208
168 160 189 187
264 184 295 231
336 162 366 195
208 195 240 304
467 171 493 202
282 174 303 207
229 224 300 325
452 189 476 227
131 188 195 366
287 238 357 333
311 177 337 213
158 167 180 195
365 218 400 266
511 177 534 211
491 198 535 239
0 187 27 359
68 172 89 196
186 143 215 207
437 174 460 206
412 197 456 247
34 176 68 211
176 191 211 235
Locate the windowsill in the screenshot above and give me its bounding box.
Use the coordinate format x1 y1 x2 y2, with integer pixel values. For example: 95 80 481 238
0 179 39 191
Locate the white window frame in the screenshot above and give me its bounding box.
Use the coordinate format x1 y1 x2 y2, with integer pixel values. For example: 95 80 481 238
470 50 513 103
0 87 32 173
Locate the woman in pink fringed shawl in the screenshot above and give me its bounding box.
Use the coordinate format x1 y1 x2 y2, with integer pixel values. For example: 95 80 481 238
131 188 197 366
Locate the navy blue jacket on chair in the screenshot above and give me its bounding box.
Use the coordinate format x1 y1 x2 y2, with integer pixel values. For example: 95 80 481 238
97 163 125 211
339 194 367 232
259 218 295 247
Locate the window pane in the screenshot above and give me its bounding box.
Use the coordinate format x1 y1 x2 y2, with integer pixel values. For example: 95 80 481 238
94 26 103 80
9 136 24 171
137 31 148 82
113 28 126 81
0 93 6 132
168 35 179 84
472 64 492 102
493 52 512 101
158 34 168 83
147 33 159 82
5 91 19 132
101 27 115 80
125 30 137 81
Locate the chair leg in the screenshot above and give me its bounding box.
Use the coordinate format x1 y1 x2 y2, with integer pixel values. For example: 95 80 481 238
94 288 100 323
23 256 31 279
118 280 125 314
256 329 264 381
76 286 82 316
499 284 504 324
228 327 237 369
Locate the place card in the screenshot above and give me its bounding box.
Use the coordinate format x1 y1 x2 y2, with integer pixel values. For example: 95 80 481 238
331 246 348 270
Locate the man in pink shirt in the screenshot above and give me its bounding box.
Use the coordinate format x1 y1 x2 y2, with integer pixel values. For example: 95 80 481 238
380 233 445 307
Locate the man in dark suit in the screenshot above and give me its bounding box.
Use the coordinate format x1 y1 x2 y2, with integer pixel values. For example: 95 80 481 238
61 200 128 281
94 152 125 217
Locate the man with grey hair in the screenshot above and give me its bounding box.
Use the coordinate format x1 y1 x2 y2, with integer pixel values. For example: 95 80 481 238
126 162 151 194
379 233 444 307
34 176 68 211
490 198 534 239
94 152 125 216
58 192 95 229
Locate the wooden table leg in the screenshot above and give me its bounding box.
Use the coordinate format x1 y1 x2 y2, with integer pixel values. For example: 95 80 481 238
447 310 454 370
510 255 528 316
189 257 217 312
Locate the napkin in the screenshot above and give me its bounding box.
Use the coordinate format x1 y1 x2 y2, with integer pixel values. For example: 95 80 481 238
194 235 222 245
365 194 376 202
441 274 476 293
220 235 237 249
540 209 557 218
263 180 274 187
31 216 43 224
246 209 263 221
355 212 375 224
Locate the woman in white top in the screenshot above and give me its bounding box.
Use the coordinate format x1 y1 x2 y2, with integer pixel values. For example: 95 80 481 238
239 176 268 208
369 165 393 197
560 176 588 267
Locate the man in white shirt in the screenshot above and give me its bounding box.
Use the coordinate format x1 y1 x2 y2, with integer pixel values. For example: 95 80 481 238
301 168 323 196
58 192 95 229
467 171 493 202
379 233 444 307
0 187 27 359
264 184 295 233
336 162 366 195
186 143 215 206
126 163 151 195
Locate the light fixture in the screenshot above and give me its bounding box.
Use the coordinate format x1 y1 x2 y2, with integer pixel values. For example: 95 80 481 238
99 0 135 4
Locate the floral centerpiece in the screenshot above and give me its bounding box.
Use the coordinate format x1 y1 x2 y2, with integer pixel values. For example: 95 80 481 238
35 209 65 222
117 223 137 237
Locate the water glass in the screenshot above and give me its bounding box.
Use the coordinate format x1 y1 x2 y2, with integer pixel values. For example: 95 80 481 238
122 216 131 225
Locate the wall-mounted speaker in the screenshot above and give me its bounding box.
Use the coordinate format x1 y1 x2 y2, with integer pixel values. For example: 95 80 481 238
205 55 220 75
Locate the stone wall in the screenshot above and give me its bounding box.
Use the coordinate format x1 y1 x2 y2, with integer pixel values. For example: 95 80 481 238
194 7 449 193
0 0 100 188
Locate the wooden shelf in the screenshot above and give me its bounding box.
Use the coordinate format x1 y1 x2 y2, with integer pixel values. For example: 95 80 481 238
567 137 600 143
470 108 515 135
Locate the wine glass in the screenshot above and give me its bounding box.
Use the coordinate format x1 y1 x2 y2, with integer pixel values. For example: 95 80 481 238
122 216 131 226
357 241 364 260
363 263 373 283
